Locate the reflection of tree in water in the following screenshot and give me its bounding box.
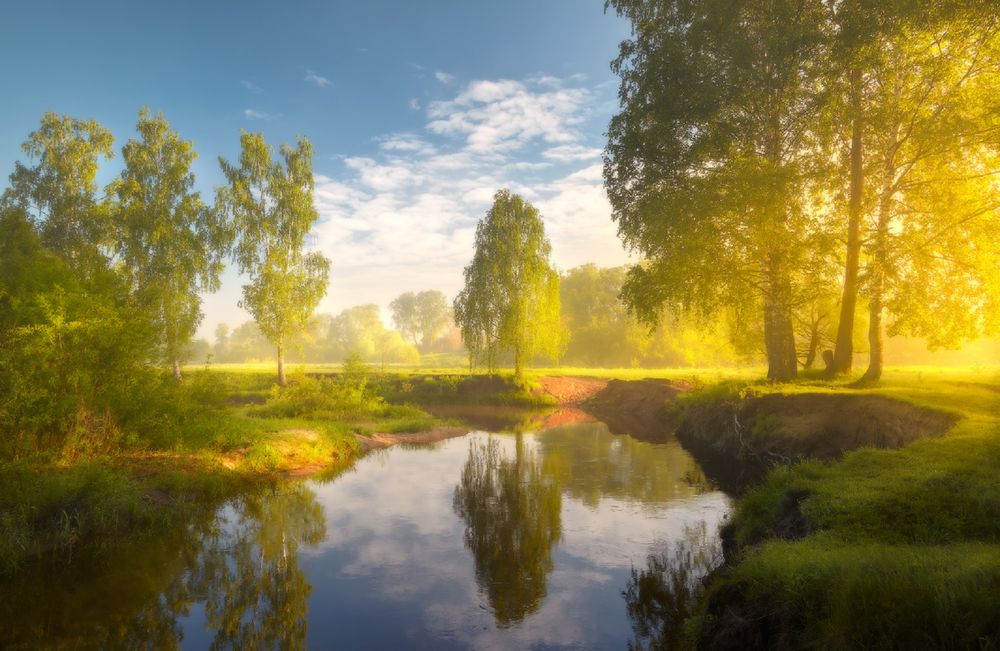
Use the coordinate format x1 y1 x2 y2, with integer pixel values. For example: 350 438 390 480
188 484 326 650
622 522 722 651
537 422 713 507
453 435 562 627
0 483 326 650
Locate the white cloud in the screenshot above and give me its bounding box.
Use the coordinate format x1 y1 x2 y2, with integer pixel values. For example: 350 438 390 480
408 98 421 111
243 108 278 120
377 133 437 156
542 144 603 162
434 70 455 84
307 74 629 318
305 68 333 88
240 80 263 93
426 79 590 153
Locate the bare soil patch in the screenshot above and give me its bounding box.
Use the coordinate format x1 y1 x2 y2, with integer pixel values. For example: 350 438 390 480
583 378 689 441
536 376 609 404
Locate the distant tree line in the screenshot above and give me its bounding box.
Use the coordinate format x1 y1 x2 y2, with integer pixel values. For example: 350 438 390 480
208 297 463 366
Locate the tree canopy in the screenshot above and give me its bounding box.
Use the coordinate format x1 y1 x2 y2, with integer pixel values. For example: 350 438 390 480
108 109 228 378
216 132 330 385
389 290 451 349
605 0 829 380
454 190 564 378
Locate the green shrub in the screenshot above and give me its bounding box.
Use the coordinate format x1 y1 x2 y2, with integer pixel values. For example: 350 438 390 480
255 355 384 420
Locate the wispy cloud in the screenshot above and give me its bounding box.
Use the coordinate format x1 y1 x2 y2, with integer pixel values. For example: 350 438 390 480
311 74 626 313
434 70 455 84
240 80 263 94
542 144 603 162
426 78 589 153
243 108 279 120
304 68 333 88
408 98 421 111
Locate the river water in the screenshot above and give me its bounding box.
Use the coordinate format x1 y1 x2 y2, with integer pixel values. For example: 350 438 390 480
1 416 731 650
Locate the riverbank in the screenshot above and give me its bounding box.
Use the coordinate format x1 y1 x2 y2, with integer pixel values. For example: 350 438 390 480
661 369 1000 649
6 363 1000 648
532 367 1000 647
0 368 470 574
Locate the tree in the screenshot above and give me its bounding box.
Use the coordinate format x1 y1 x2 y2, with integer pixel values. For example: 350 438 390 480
213 323 230 362
454 190 564 379
325 304 419 365
216 132 330 385
389 289 451 349
108 109 228 379
827 1 1000 375
2 113 114 273
857 21 1000 381
605 0 829 381
388 292 418 344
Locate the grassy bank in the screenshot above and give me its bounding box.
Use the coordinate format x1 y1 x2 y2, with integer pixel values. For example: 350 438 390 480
682 367 1000 648
0 364 459 574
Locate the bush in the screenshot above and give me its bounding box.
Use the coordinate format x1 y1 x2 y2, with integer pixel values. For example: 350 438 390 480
256 354 384 420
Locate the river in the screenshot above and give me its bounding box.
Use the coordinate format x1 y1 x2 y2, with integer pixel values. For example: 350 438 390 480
0 414 731 650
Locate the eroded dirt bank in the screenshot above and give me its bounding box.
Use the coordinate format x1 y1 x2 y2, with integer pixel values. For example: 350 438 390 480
676 392 958 494
537 376 688 441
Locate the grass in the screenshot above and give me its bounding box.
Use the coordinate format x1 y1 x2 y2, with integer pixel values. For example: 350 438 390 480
691 365 1000 648
0 366 441 574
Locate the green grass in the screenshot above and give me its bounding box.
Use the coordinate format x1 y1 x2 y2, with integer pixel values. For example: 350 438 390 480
695 365 1000 647
0 367 442 574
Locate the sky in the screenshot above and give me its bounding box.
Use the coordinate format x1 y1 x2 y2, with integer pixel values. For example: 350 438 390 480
0 0 634 339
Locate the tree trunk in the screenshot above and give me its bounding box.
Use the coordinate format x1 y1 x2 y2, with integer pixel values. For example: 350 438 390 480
862 197 891 383
172 357 182 381
513 342 523 382
277 345 287 387
803 318 821 369
832 66 865 375
763 253 798 382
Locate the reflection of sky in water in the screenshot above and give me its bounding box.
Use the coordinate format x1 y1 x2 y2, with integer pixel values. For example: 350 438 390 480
0 422 730 650
295 428 730 650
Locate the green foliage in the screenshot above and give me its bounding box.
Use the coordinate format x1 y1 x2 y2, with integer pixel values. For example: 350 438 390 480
389 290 452 349
606 0 830 380
256 357 383 420
454 189 565 378
0 207 156 457
1 113 115 271
216 131 330 382
107 108 228 376
560 264 740 367
324 305 421 365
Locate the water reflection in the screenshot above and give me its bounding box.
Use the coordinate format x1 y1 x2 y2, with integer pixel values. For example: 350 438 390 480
191 485 326 650
453 434 562 626
622 522 723 651
0 483 326 650
1 418 731 650
537 423 714 507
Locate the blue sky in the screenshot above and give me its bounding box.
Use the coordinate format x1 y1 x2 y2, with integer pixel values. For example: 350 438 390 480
1 0 633 337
